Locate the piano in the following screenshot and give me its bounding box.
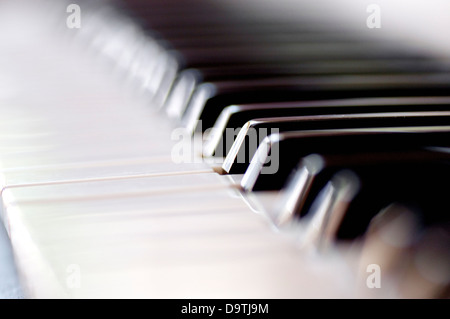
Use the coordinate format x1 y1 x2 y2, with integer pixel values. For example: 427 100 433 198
0 0 449 298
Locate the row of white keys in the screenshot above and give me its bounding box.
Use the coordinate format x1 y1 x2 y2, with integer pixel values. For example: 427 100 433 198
0 1 210 188
2 174 355 298
0 1 355 298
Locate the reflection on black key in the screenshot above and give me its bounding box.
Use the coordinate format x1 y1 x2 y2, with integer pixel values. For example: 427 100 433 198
222 112 450 174
166 62 450 118
307 161 450 246
205 97 450 158
191 59 449 81
240 128 450 192
274 149 450 226
335 162 450 240
182 73 450 134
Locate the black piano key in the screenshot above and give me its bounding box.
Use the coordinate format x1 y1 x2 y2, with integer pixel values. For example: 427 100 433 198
182 73 450 134
321 161 450 242
164 55 450 115
125 0 431 66
174 43 432 70
123 1 450 127
145 23 433 73
299 163 450 257
165 58 450 118
274 149 450 226
191 59 450 81
158 41 436 108
240 128 450 192
125 1 445 81
301 171 450 296
145 21 316 41
207 98 450 158
166 32 371 49
221 111 450 173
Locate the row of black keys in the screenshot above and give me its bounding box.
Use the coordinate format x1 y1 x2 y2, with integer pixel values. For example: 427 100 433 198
116 1 450 252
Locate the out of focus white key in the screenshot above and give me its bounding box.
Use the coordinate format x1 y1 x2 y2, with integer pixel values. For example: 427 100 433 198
4 180 354 298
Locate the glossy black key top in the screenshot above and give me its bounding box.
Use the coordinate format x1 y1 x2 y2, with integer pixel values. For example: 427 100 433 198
274 149 450 226
221 111 450 173
240 128 450 191
308 161 450 247
165 62 450 118
182 73 450 134
211 96 450 156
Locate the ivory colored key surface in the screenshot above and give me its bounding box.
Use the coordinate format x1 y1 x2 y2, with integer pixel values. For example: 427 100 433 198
0 1 211 190
2 175 354 298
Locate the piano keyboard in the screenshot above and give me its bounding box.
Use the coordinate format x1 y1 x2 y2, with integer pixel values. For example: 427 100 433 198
1 0 449 298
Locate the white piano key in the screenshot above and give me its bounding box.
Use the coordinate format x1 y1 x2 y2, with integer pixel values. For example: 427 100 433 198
5 188 355 298
0 157 193 181
2 172 227 200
